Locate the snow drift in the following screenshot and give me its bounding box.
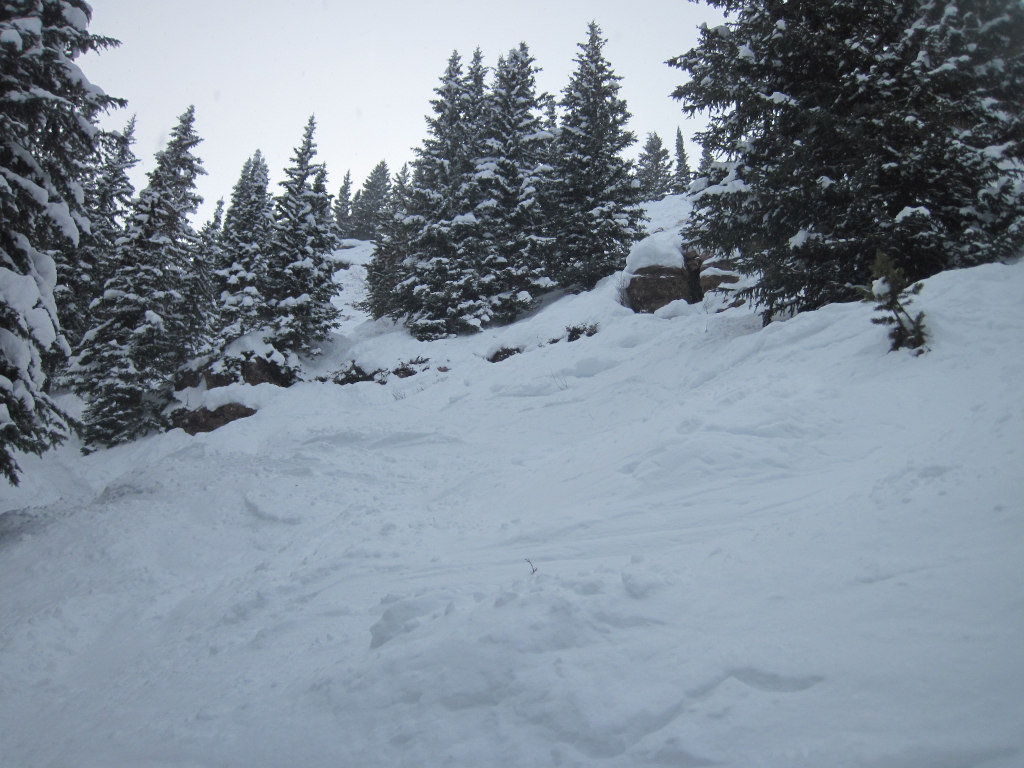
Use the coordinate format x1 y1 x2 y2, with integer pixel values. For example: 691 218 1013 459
1 201 1022 766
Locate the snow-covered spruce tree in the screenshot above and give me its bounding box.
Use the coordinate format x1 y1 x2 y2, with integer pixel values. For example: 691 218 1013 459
186 197 223 354
473 42 556 324
54 116 138 354
636 132 674 201
549 22 645 291
263 115 339 361
672 127 692 194
349 161 391 241
1 0 122 482
214 150 273 354
363 163 415 320
397 50 491 339
75 106 206 450
333 170 353 239
311 165 337 254
671 0 1024 323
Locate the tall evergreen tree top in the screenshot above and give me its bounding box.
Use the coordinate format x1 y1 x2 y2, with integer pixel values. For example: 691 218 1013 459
349 160 392 240
129 105 205 247
334 169 353 237
1 0 123 482
222 149 272 251
672 127 692 194
636 131 674 201
278 114 322 204
560 21 635 163
551 21 645 290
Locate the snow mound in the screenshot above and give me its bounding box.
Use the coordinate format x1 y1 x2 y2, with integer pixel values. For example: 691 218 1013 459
1 259 1022 767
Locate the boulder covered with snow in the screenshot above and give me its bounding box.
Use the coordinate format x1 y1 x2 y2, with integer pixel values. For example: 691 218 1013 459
623 228 704 312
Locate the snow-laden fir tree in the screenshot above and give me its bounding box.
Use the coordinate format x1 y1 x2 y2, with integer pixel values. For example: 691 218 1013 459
310 165 337 255
671 0 1024 323
1 0 122 481
363 164 414 320
333 170 353 239
263 115 339 361
187 197 223 353
636 132 674 201
393 50 492 339
348 161 392 241
549 22 645 290
75 106 206 450
54 116 138 353
472 42 555 324
672 127 692 194
214 150 273 352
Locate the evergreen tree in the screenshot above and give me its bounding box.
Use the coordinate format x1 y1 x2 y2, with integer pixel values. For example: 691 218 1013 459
399 50 491 339
333 170 353 239
75 106 206 450
349 161 392 240
187 198 223 353
55 116 138 352
473 42 555 323
695 142 715 183
549 22 645 290
1 0 122 481
263 115 339 358
636 132 674 201
364 164 415 320
215 151 273 355
311 164 337 254
672 127 692 194
671 0 1024 322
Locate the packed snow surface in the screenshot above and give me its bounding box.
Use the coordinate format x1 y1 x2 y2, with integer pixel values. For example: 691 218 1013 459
2 198 1023 767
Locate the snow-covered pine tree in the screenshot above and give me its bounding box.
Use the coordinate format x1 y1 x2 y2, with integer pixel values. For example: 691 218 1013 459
399 50 490 339
695 143 715 183
364 163 415 320
311 164 337 255
862 0 1024 278
75 106 206 450
549 22 645 290
333 170 353 240
186 197 223 354
54 116 138 353
672 127 692 194
671 0 1024 323
1 0 122 481
473 42 555 324
349 161 392 241
636 132 674 201
215 150 273 352
263 115 339 360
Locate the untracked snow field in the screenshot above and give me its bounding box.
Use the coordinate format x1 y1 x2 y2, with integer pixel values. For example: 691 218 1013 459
2 199 1023 767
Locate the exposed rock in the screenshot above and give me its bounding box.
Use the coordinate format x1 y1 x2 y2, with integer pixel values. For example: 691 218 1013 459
488 346 522 363
625 250 704 313
240 355 293 387
175 367 204 391
173 403 257 435
700 254 742 293
176 353 294 392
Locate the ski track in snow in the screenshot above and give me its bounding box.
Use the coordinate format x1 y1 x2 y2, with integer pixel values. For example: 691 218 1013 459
2 199 1023 767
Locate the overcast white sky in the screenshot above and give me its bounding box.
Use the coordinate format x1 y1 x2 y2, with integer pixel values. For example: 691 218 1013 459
81 0 721 223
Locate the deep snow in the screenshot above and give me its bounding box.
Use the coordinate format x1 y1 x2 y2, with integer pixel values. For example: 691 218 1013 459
2 197 1022 767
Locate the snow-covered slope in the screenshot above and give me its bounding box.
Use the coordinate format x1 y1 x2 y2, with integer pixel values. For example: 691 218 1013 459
2 216 1022 767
